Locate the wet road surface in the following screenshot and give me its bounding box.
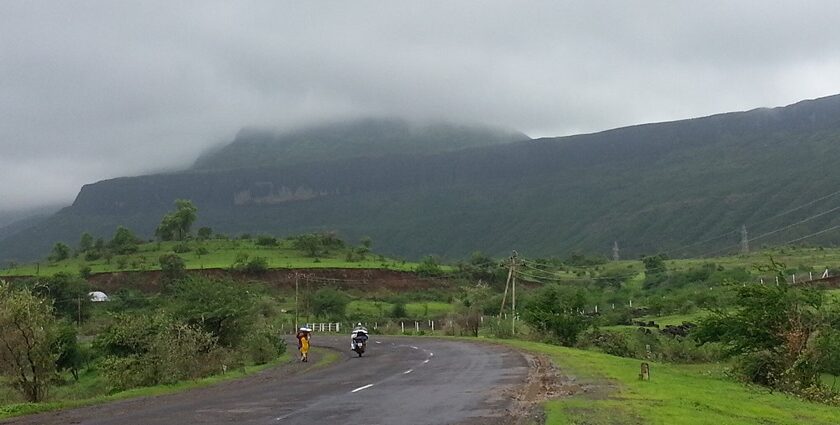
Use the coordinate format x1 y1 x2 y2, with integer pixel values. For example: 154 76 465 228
2 336 529 425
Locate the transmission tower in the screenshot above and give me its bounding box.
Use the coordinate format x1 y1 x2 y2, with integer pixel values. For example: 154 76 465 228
740 225 749 254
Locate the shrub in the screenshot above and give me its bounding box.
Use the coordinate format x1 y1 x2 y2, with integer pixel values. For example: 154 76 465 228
230 254 269 274
390 299 407 318
0 286 59 402
522 283 590 346
579 330 634 357
170 278 255 347
159 254 187 284
255 236 278 247
310 288 349 320
173 243 192 253
695 278 827 393
79 265 93 279
242 323 286 365
415 256 443 277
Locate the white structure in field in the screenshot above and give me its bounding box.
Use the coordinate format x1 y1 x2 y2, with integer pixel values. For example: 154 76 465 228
88 291 110 302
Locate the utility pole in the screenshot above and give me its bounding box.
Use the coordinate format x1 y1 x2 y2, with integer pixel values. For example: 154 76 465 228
499 259 513 317
294 272 299 331
77 296 82 325
612 241 620 261
740 224 749 254
511 251 518 335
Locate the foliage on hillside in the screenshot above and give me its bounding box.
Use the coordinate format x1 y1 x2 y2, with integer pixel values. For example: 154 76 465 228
5 95 840 262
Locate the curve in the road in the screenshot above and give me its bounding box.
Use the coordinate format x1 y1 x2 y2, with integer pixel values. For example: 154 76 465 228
2 336 530 425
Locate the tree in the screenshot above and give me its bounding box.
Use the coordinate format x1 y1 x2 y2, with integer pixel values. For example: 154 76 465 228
53 321 84 381
159 254 186 284
293 233 322 257
109 226 139 254
415 256 443 277
29 273 92 323
522 283 590 346
156 199 198 241
78 232 94 253
357 237 373 260
171 277 254 347
196 227 213 240
311 288 349 319
0 285 59 402
695 283 824 391
49 242 70 262
642 254 667 275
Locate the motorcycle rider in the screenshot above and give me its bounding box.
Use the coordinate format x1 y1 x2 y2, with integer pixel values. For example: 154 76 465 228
350 323 369 350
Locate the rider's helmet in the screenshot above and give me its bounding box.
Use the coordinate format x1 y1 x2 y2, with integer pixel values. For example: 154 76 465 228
357 323 362 327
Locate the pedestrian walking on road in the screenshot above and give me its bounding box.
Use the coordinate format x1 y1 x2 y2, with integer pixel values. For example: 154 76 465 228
296 327 312 362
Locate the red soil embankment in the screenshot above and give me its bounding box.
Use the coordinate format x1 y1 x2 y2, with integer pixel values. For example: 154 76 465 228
84 268 449 294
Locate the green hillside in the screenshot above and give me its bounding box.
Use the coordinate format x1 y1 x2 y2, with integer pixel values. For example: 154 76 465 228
3 95 840 263
0 237 418 278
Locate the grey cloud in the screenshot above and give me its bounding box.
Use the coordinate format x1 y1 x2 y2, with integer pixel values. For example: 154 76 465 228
2 1 840 209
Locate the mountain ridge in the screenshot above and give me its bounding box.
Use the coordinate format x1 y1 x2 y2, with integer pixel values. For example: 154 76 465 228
3 94 840 263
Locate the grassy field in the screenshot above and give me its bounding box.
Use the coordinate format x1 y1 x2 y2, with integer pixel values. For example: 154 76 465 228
346 300 455 319
636 312 709 326
499 339 839 425
0 238 423 277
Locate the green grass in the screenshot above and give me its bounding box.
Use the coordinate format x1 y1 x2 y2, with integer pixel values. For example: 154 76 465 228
0 347 341 420
0 239 426 277
497 339 839 425
637 311 709 326
345 300 455 319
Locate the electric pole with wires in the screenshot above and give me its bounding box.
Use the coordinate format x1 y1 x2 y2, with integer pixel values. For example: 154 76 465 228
498 251 518 334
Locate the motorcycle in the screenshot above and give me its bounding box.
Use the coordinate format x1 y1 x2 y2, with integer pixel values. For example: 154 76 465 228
351 326 369 357
352 338 367 357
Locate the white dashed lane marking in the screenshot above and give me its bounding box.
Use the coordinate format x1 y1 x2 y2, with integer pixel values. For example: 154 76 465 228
351 384 374 393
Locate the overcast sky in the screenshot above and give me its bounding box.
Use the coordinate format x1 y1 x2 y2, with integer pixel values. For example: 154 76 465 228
2 1 840 210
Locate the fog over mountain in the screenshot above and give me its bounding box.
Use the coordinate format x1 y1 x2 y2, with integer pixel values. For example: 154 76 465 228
2 1 840 211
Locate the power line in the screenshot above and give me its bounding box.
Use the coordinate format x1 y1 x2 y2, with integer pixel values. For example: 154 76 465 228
662 188 840 256
748 204 840 243
780 224 840 246
700 202 840 258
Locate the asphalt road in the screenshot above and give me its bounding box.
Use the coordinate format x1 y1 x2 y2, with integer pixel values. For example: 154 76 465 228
3 336 530 425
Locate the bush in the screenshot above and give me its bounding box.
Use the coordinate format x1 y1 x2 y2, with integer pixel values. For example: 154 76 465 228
170 278 255 347
255 236 278 247
78 265 93 279
522 284 590 346
230 254 269 274
310 288 349 320
173 243 192 253
390 300 407 318
695 278 828 393
159 254 186 284
485 316 513 339
242 323 286 365
579 330 634 357
415 256 443 277
95 312 227 392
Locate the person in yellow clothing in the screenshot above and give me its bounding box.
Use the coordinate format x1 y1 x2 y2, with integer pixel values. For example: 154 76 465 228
296 327 312 362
